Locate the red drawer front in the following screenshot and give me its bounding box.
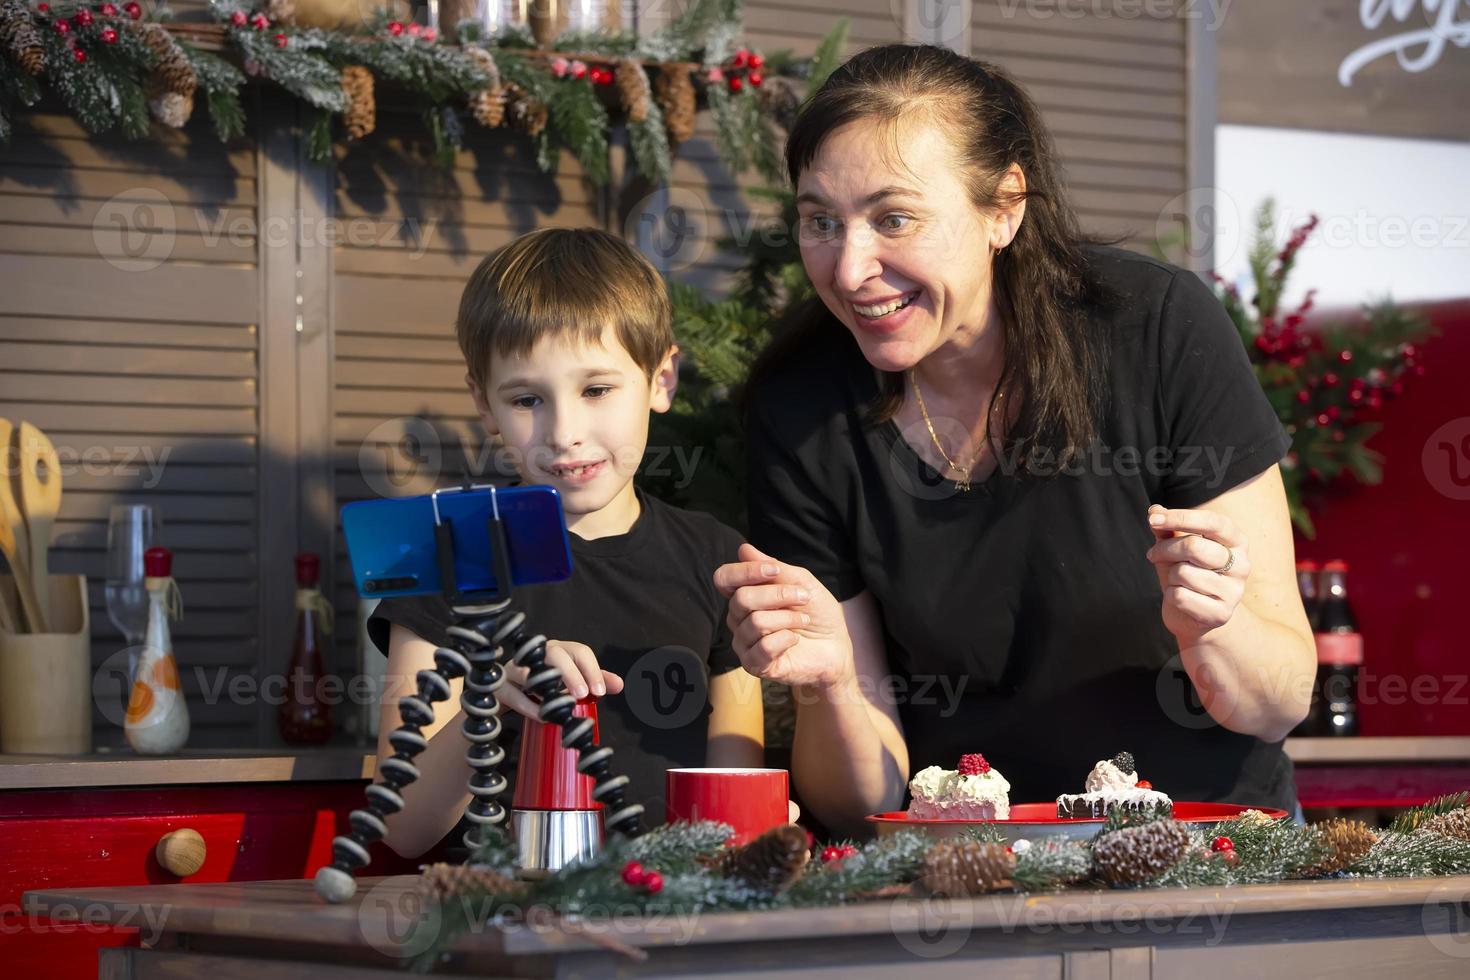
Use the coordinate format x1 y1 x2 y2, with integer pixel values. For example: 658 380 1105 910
1 781 449 980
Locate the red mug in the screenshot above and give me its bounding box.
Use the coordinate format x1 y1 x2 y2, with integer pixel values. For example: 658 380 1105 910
665 768 789 845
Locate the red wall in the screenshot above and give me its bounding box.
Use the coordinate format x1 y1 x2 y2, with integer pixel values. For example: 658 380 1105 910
1295 298 1470 735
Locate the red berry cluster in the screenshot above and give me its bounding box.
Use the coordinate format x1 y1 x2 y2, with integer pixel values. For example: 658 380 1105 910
385 20 437 42
37 2 139 64
620 860 664 894
957 753 990 776
1210 834 1238 863
708 47 764 93
820 843 858 864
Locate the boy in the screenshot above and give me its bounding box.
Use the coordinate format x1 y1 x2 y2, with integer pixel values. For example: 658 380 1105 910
368 228 766 857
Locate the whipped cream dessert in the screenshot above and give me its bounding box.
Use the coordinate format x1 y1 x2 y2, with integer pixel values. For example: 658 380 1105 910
1056 752 1172 819
908 753 1011 820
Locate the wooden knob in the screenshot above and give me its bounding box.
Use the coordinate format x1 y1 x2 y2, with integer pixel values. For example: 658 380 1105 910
156 828 206 877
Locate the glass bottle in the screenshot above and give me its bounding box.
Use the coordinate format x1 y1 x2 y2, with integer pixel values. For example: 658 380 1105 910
1291 559 1322 736
124 546 190 754
278 552 334 745
1313 560 1362 737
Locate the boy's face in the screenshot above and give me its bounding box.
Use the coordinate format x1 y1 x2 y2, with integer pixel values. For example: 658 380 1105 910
468 324 678 518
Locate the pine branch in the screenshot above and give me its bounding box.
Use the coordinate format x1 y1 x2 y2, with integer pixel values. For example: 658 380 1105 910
1391 792 1469 834
783 829 929 905
805 19 849 94
178 41 245 141
1351 830 1470 878
626 95 672 185
545 73 609 185
1011 839 1093 892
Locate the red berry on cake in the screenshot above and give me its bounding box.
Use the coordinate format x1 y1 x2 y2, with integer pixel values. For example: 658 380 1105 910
1136 779 1152 790
957 753 991 776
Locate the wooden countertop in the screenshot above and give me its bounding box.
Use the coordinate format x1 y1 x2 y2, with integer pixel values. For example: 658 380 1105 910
1285 736 1470 764
24 873 1470 958
0 747 376 790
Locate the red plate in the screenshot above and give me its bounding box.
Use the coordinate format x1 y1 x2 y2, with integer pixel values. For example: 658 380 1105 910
867 802 1290 842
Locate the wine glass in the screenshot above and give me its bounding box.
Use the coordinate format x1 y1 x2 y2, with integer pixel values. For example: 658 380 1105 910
105 504 159 691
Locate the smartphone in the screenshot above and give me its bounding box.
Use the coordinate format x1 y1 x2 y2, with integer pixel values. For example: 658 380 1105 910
341 484 574 599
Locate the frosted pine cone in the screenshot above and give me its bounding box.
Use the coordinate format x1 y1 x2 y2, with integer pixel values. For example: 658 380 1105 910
1092 819 1191 886
614 57 650 123
921 839 1016 897
340 65 375 140
653 63 695 145
462 46 505 129
1 0 44 76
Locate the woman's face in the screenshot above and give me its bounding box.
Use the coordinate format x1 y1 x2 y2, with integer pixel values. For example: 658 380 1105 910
795 115 1017 373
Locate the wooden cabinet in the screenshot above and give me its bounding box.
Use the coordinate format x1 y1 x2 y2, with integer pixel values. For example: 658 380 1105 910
0 752 442 980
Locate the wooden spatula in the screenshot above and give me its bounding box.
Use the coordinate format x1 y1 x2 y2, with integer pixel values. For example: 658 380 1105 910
0 419 44 633
18 421 62 631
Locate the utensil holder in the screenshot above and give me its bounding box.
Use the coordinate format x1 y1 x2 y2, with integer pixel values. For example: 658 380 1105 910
0 574 92 755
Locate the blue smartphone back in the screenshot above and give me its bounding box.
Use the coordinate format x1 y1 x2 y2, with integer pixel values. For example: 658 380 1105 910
341 485 574 599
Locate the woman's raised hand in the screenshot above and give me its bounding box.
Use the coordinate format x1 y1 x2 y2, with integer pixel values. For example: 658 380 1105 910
713 543 855 690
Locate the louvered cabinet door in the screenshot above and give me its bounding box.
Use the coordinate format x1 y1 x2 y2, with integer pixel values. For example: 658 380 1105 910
0 101 269 748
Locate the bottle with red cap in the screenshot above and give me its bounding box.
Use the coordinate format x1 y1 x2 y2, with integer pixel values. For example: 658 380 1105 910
124 547 191 754
1312 560 1361 736
278 552 334 744
1290 560 1322 736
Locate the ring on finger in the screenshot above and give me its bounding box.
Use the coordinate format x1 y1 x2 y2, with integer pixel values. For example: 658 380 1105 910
1211 547 1236 575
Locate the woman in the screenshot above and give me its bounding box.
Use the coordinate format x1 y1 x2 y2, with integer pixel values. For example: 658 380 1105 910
714 45 1316 839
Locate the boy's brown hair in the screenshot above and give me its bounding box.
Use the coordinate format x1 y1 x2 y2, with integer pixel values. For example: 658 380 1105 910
457 227 674 388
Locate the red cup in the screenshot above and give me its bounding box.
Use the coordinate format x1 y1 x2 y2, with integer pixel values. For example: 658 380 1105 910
513 695 602 811
665 768 788 845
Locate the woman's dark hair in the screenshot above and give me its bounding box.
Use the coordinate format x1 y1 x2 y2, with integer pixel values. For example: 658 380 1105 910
753 43 1115 471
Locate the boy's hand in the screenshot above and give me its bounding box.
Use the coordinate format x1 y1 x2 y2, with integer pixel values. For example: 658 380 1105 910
498 639 624 721
714 543 855 691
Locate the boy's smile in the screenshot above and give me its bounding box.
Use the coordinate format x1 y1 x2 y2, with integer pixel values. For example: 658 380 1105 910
468 324 679 540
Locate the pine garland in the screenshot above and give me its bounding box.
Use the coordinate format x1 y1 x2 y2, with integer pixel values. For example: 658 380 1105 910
0 0 803 187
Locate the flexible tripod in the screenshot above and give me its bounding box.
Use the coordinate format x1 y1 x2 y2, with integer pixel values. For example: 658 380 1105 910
315 485 644 903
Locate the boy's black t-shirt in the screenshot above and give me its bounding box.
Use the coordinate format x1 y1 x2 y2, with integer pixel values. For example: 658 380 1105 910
369 488 746 830
744 246 1299 813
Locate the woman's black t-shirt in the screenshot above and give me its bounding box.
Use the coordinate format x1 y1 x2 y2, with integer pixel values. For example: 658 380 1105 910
369 488 746 829
744 246 1298 811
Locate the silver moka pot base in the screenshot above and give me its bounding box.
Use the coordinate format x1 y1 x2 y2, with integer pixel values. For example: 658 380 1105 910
512 808 605 878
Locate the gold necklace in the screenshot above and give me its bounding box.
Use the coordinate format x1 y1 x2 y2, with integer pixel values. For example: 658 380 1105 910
908 367 1001 493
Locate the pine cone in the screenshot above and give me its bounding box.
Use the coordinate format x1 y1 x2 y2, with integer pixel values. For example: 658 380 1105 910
653 63 695 146
462 46 504 129
1293 819 1378 878
148 92 193 129
1421 807 1470 843
1 0 44 76
921 839 1016 897
414 862 520 904
136 22 197 99
756 75 799 132
715 824 810 892
1092 819 1191 886
340 65 375 140
505 85 547 137
264 0 294 25
614 57 650 124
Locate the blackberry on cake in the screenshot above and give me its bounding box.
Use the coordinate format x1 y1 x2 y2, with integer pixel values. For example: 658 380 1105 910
1055 752 1173 819
908 752 1011 820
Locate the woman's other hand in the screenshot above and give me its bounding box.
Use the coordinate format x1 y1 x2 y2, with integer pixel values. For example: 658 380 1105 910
1145 503 1251 647
714 544 855 691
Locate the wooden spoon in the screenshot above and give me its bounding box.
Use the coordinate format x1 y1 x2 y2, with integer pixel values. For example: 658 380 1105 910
0 419 43 633
18 422 62 632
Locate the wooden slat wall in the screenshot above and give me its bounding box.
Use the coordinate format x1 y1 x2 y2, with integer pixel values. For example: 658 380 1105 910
0 105 264 748
968 0 1189 252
